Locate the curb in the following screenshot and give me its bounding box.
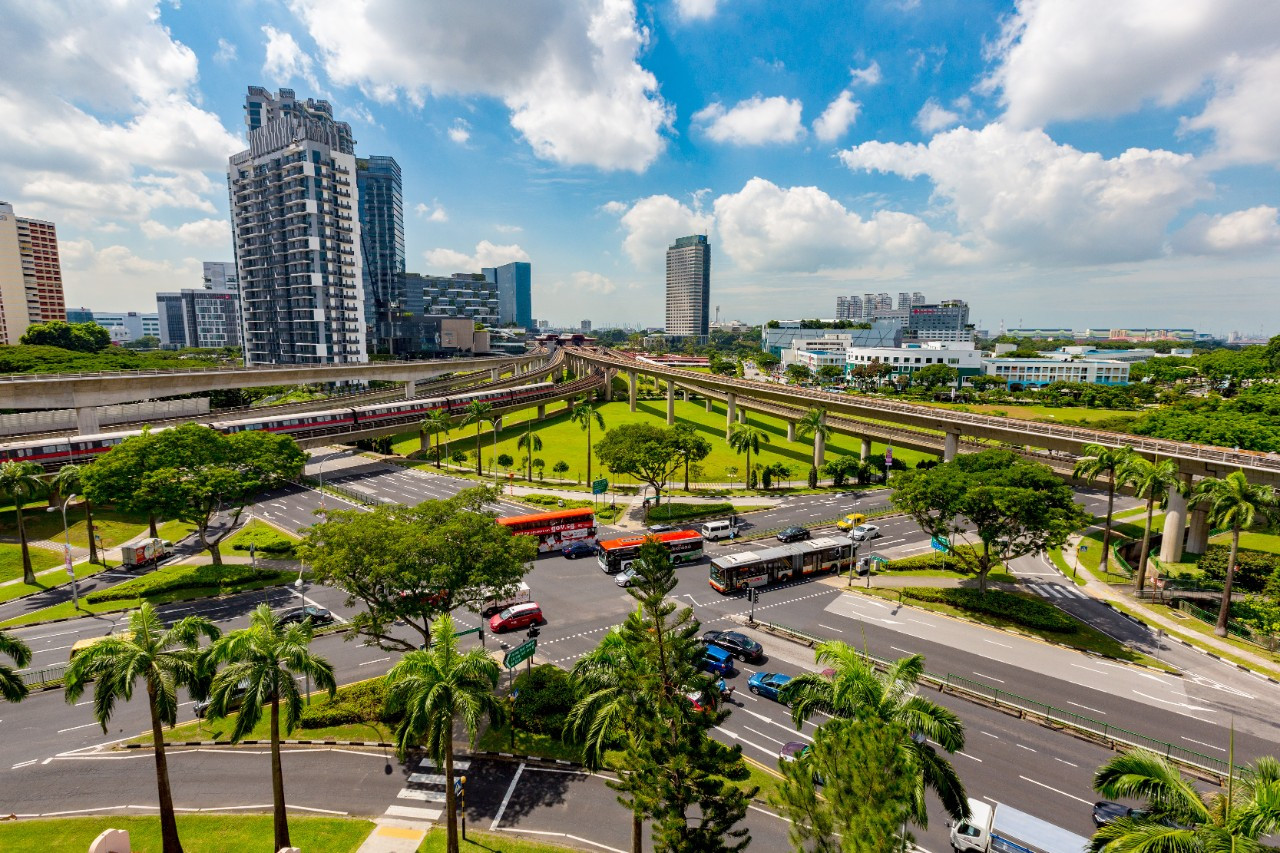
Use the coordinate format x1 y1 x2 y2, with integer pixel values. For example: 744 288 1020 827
123 739 398 749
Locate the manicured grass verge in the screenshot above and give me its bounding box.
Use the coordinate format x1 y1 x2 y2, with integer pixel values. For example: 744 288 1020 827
476 724 585 764
872 568 1017 585
1215 529 1280 555
512 493 624 524
0 556 108 605
856 588 1169 670
0 506 151 550
1047 548 1088 586
224 518 300 558
0 543 63 583
899 588 1077 632
419 827 580 852
0 815 375 853
155 518 197 543
645 502 768 524
1100 597 1280 679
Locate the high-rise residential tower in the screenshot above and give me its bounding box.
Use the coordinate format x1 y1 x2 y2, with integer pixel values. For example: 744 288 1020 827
897 291 911 310
0 202 65 344
836 295 863 321
665 234 710 340
356 156 405 353
482 261 532 328
228 87 365 364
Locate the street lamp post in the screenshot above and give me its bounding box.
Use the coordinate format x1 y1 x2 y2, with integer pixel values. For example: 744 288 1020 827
847 539 859 588
48 495 79 610
316 450 352 516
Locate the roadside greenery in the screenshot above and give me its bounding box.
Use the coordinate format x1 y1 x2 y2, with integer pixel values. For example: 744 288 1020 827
899 588 1077 632
0 815 374 853
225 519 299 558
84 563 294 604
0 343 231 374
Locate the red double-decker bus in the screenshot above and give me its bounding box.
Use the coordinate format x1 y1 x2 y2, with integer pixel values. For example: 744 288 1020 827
596 529 704 574
497 507 598 553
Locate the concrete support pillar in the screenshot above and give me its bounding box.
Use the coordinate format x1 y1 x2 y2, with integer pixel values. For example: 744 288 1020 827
1159 475 1191 564
537 404 546 420
491 368 500 382
628 371 637 412
603 374 613 402
943 430 960 462
726 393 736 440
1186 504 1210 555
860 437 872 461
76 406 100 435
404 380 417 399
813 411 827 468
787 422 796 442
705 396 713 412
666 381 675 425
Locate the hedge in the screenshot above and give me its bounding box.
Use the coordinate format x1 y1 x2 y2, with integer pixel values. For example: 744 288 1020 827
511 664 575 736
882 547 990 572
299 679 403 729
899 587 1078 633
85 564 294 604
230 526 297 557
1198 545 1279 594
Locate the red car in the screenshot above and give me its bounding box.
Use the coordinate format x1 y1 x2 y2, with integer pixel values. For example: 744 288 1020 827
489 602 544 633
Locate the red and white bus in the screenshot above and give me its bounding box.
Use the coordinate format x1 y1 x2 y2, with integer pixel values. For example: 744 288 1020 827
596 529 704 574
497 507 598 553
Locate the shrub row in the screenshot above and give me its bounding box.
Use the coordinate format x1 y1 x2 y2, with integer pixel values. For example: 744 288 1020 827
882 547 987 572
1197 545 1279 594
299 679 403 729
900 587 1078 633
646 502 735 523
85 564 293 604
511 664 576 736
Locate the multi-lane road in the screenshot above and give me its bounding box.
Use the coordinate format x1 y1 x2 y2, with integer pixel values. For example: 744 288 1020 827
3 452 1275 850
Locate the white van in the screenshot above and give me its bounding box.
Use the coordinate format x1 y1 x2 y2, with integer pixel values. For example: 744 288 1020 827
700 519 739 541
477 581 533 617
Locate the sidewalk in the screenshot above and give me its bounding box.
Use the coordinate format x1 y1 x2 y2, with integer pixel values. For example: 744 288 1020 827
1060 533 1279 674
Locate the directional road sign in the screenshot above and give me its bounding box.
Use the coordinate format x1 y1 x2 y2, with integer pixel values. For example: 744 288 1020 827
592 478 609 495
503 638 537 669
931 536 949 552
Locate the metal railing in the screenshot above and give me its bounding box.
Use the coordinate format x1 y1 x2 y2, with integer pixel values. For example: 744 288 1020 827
754 619 1238 780
19 662 67 688
1177 599 1278 650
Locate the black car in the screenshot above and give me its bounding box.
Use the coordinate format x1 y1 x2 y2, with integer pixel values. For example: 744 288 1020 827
194 680 250 719
703 629 764 663
776 526 810 543
1092 801 1146 826
562 542 597 559
278 605 334 626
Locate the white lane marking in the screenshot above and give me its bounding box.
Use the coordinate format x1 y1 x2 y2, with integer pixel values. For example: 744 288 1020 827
397 789 446 803
418 758 470 770
972 672 1004 683
385 805 443 821
1018 775 1092 805
1066 701 1105 716
408 772 447 785
490 761 526 830
495 827 627 853
743 726 787 747
980 731 999 739
57 722 101 734
358 657 392 667
1181 736 1226 753
956 752 982 762
713 725 778 758
890 646 913 655
982 639 1012 649
816 624 844 633
1131 691 1216 713
41 757 53 765
11 759 37 769
1054 757 1078 768
1016 743 1037 753
1071 663 1108 676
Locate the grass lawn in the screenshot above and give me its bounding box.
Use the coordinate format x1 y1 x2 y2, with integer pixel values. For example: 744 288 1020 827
0 556 112 606
476 724 585 764
1213 529 1280 555
223 518 300 557
511 493 625 524
0 542 62 583
1047 549 1088 586
0 815 374 853
155 518 198 543
855 587 1171 671
0 506 151 550
128 711 394 746
390 398 932 487
873 568 1017 585
644 502 769 524
419 828 582 852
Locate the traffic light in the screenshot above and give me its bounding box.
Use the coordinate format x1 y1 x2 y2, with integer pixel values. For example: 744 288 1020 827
527 626 540 639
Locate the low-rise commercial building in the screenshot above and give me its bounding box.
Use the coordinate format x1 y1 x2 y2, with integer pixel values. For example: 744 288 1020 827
983 356 1130 387
762 320 901 356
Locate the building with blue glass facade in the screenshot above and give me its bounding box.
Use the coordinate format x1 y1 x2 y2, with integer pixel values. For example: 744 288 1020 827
482 262 532 329
356 155 405 354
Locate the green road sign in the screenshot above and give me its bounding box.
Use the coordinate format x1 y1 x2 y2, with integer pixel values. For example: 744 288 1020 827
931 536 949 552
592 478 609 495
504 638 537 669
869 554 888 565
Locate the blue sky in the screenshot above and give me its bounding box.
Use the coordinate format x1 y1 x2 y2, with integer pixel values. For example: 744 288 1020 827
2 0 1278 335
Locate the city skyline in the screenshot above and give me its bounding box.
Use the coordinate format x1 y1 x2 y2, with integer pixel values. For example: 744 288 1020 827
0 1 1277 334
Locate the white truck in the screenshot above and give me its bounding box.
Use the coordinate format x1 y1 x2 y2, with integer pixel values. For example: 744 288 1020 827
119 537 173 568
477 581 533 617
950 799 1090 853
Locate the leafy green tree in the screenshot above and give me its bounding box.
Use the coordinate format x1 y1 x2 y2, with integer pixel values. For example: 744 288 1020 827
786 363 812 384
773 718 915 852
122 425 306 565
1090 750 1280 851
570 396 607 487
20 320 111 352
795 407 831 468
807 465 818 489
518 420 543 480
81 428 163 538
1190 471 1278 636
816 364 845 383
419 409 453 469
1073 444 1134 575
595 423 683 506
0 461 47 584
727 423 770 491
967 374 1006 393
203 604 335 849
780 645 968 829
49 464 98 564
532 458 545 480
553 460 570 480
915 363 958 390
458 400 494 474
64 603 220 853
890 450 1090 593
299 486 536 651
754 350 781 370
496 452 514 473
1 630 32 704
1120 456 1185 591
123 335 161 350
385 614 504 853
823 456 865 488
671 423 712 491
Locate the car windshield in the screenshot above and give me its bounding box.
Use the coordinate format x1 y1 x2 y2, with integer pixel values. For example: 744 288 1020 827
499 608 515 620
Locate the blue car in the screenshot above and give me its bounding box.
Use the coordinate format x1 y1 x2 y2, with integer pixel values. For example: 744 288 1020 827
748 672 792 702
561 542 597 559
700 645 736 676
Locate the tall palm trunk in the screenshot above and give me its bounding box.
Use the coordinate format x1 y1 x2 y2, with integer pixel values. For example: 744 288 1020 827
474 429 482 475
1100 471 1116 573
444 735 459 853
585 421 592 486
16 502 34 585
85 499 98 565
745 444 752 491
1216 526 1240 637
149 511 158 538
631 810 642 853
147 680 183 853
269 690 290 850
1135 496 1156 592
419 428 428 456
436 434 446 470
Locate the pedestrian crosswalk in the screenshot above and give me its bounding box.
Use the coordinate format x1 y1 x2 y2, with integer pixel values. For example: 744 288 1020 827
1026 580 1088 600
384 758 471 820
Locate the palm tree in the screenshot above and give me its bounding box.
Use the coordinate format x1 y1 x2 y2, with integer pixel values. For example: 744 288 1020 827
779 642 969 828
1121 456 1185 592
569 396 606 487
727 423 770 491
1073 444 1134 576
1 630 32 704
50 464 99 565
64 603 220 853
458 400 494 475
517 420 543 481
419 410 453 469
385 614 503 853
487 413 504 470
0 460 48 585
795 407 831 468
203 603 337 851
1090 749 1280 851
1190 471 1278 637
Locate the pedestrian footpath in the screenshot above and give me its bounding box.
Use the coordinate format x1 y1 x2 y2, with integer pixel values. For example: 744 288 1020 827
356 757 459 851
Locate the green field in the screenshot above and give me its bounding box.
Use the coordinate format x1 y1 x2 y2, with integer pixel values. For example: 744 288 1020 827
1212 529 1280 555
0 543 62 583
391 398 932 486
0 505 151 550
0 815 374 853
419 828 581 852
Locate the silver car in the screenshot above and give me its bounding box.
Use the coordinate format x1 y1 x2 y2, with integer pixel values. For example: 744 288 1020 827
849 524 880 541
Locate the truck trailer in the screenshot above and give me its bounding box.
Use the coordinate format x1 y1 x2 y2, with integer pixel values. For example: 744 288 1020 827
119 537 173 568
950 799 1090 853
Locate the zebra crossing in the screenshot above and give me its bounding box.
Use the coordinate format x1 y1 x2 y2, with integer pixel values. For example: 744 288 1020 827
1025 579 1088 600
385 757 469 817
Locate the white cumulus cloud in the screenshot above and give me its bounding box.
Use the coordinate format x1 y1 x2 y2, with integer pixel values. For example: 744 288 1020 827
1173 206 1280 255
613 195 714 269
60 239 203 307
448 119 471 145
673 0 718 22
423 240 531 272
813 91 860 142
693 95 806 145
291 0 673 172
140 218 231 246
849 61 882 87
914 99 960 134
261 25 319 89
414 202 448 222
